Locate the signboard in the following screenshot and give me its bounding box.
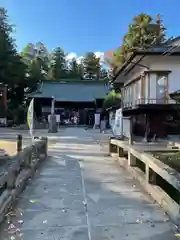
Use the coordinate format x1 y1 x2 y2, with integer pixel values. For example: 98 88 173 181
48 114 60 123
94 113 100 125
27 98 34 136
109 112 115 129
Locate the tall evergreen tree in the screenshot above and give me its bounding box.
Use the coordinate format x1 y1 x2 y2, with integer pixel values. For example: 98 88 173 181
68 58 81 78
109 13 166 74
20 42 49 91
48 47 67 80
0 7 27 112
83 52 100 80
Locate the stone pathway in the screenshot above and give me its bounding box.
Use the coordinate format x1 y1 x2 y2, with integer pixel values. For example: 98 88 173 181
0 128 177 239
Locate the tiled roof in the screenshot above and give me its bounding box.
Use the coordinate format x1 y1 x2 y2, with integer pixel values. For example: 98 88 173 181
27 80 109 102
136 45 180 54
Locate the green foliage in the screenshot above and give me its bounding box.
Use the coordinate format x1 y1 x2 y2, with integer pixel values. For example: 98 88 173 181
83 52 101 80
100 68 109 80
102 90 121 110
68 58 81 79
108 13 166 74
20 42 49 92
48 47 67 80
0 7 27 122
169 92 180 104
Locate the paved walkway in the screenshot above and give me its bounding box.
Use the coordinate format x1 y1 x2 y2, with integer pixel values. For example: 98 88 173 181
0 128 177 239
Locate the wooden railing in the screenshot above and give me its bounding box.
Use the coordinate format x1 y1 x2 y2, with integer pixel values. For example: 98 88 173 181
109 137 180 222
123 98 176 108
0 136 48 225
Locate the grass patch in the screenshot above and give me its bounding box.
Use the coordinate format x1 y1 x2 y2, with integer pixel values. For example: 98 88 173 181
152 151 180 172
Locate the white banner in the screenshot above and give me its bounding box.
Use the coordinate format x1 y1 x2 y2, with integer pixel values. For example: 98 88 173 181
27 98 34 136
113 108 122 136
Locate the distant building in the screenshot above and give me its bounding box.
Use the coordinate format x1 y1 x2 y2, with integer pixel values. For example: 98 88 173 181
27 79 109 125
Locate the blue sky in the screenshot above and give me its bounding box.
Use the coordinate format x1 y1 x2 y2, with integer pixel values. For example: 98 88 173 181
1 0 180 55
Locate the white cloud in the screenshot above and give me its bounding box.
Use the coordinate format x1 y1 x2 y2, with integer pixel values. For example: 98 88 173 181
66 52 77 60
94 52 105 63
66 51 105 66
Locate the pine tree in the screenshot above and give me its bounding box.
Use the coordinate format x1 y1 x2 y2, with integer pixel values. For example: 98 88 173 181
48 47 67 80
83 52 100 80
68 58 81 78
109 13 166 74
0 7 27 109
20 42 49 91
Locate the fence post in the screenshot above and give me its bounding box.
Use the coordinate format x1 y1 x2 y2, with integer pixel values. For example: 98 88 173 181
7 168 16 189
41 137 48 158
128 152 136 166
17 134 22 153
146 165 157 185
118 147 124 157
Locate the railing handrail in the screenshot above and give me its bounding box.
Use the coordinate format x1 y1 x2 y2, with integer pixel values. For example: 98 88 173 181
0 135 48 226
123 97 176 108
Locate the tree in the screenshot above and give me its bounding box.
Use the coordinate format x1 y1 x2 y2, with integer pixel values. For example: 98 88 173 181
0 7 27 116
99 68 109 80
102 89 121 111
48 47 67 80
68 58 81 78
123 13 166 52
83 52 100 80
20 42 49 91
109 13 166 74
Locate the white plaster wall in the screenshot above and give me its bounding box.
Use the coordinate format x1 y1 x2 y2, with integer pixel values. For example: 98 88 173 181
122 55 180 104
144 74 149 103
123 118 130 137
149 56 180 94
149 74 157 100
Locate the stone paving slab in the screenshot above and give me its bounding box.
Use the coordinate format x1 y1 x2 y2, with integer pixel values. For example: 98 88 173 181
0 128 177 239
16 194 84 211
91 223 177 240
1 226 89 240
5 209 86 229
24 180 83 197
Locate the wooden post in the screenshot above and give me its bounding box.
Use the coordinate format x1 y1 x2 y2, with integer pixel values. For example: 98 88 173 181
128 152 136 166
17 134 22 152
108 140 111 155
40 137 48 158
7 169 16 189
146 165 157 185
24 151 32 168
118 147 124 157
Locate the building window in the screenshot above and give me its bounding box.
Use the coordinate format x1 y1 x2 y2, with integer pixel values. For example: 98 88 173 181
123 88 127 105
126 87 130 105
134 79 141 104
129 85 132 105
156 74 167 103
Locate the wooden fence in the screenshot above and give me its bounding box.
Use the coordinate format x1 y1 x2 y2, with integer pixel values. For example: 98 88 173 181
109 137 180 223
0 136 48 225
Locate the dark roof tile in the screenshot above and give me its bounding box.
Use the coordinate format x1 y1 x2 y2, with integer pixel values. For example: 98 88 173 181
28 81 109 102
